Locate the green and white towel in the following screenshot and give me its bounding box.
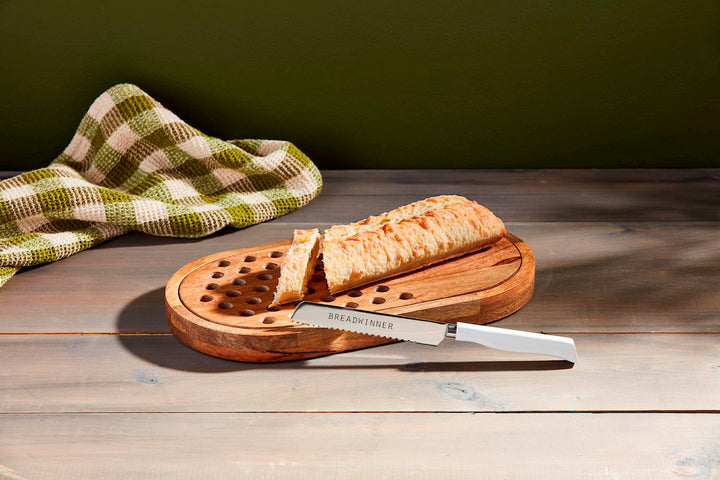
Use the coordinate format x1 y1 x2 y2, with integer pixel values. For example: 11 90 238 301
0 84 322 287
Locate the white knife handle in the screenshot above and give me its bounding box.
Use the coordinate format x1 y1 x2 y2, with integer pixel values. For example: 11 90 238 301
454 323 578 363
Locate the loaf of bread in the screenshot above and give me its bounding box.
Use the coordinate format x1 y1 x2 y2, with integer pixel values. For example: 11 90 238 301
322 195 505 294
270 229 321 306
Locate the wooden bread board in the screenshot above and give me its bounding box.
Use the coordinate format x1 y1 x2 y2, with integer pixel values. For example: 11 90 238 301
165 233 534 362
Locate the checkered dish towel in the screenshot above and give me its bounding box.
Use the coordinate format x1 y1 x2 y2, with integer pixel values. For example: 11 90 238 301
0 84 322 287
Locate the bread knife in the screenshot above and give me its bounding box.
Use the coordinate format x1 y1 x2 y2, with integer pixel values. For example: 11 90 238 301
291 302 577 363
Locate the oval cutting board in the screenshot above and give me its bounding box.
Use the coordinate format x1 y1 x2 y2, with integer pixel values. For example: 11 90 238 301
165 233 534 362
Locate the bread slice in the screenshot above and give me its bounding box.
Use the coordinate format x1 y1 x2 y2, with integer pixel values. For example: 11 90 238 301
322 195 506 294
270 229 321 306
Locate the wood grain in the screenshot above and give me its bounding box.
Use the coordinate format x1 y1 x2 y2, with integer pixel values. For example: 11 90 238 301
2 413 719 479
0 222 716 334
1 169 718 478
316 169 720 222
1 333 718 413
281 192 720 223
502 221 720 333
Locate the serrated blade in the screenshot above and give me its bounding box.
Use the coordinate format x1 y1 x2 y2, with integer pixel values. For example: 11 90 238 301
291 301 448 346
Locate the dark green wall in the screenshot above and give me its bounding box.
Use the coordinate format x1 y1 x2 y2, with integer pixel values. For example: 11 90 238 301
1 1 719 170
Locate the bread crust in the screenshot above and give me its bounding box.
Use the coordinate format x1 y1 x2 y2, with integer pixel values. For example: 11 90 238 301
270 229 321 306
323 195 469 242
322 196 505 294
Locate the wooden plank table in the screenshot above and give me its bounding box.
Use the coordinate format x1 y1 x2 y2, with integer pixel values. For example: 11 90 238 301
1 169 718 479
